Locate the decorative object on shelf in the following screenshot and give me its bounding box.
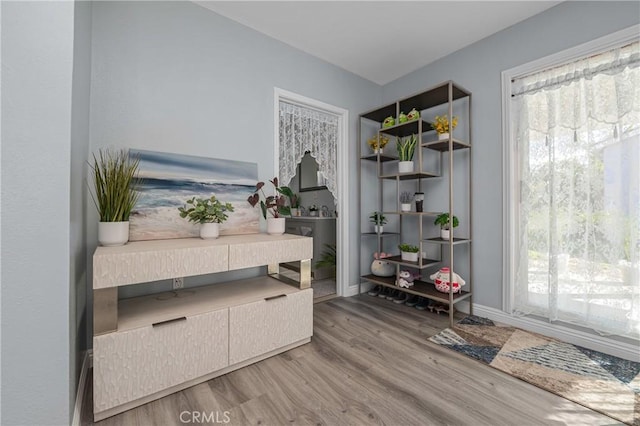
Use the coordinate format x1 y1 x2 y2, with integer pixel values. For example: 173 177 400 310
367 134 389 154
434 212 459 240
247 177 292 235
414 192 425 212
432 115 459 141
407 108 420 121
398 111 408 123
398 243 419 262
382 116 395 128
369 211 387 233
397 134 418 173
89 148 141 247
400 191 413 212
430 267 465 293
178 195 234 239
397 270 420 288
371 252 394 277
309 204 319 217
288 192 301 217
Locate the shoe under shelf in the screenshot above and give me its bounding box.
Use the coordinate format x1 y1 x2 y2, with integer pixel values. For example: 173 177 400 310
362 274 471 305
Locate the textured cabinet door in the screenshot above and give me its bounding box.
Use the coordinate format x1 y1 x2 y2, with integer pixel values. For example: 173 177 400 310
229 289 313 365
93 308 229 413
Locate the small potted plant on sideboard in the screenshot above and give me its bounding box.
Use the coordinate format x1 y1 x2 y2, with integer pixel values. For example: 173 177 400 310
369 211 387 234
178 195 235 239
398 243 420 262
247 177 292 235
434 212 459 240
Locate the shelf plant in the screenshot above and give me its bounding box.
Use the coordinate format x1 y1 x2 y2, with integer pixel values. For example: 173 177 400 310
89 148 141 246
247 177 292 235
431 115 458 140
398 243 420 262
369 211 387 233
367 134 389 154
400 191 413 212
434 212 459 240
178 195 235 239
396 134 418 173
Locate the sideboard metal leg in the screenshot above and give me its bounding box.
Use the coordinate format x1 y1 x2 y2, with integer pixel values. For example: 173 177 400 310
268 264 279 275
94 287 118 335
299 259 311 289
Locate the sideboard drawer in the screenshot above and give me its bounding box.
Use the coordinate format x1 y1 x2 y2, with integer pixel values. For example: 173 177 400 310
93 308 229 413
229 288 313 364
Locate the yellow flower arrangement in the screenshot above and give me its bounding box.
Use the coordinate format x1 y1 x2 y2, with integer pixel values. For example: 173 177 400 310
432 115 459 134
367 135 390 150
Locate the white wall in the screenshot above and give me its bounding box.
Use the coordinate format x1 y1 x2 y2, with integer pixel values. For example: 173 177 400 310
381 1 640 309
1 2 76 424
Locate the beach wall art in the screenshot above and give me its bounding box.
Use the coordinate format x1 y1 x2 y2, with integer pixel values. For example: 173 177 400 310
129 149 259 241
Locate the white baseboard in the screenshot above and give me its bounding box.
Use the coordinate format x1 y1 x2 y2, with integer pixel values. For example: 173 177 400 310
472 304 640 362
72 350 92 426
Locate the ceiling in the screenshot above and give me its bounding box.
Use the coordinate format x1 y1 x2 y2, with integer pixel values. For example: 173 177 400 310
195 1 561 85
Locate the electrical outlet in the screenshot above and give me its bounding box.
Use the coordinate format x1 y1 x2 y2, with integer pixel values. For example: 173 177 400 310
173 277 184 289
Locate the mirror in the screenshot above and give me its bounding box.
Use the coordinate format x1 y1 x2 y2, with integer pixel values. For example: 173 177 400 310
298 152 327 192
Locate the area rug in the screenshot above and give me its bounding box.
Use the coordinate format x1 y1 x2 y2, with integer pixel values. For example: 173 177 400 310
429 316 640 425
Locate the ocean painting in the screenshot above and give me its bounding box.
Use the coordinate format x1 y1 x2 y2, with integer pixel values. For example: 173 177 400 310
129 149 259 241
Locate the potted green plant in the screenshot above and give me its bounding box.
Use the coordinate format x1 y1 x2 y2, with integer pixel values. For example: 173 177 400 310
89 148 141 246
367 135 389 154
432 115 458 141
315 244 337 278
397 134 418 173
398 243 420 262
400 191 413 212
178 195 235 239
434 212 459 240
289 192 301 217
369 211 387 234
247 177 292 235
309 204 319 217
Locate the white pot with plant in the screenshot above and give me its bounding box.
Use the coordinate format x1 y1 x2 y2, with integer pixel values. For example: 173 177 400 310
247 177 292 235
432 115 458 141
89 148 141 247
399 243 420 262
435 212 459 240
367 134 389 155
400 191 413 212
289 192 301 217
397 134 418 173
369 211 387 234
178 195 235 239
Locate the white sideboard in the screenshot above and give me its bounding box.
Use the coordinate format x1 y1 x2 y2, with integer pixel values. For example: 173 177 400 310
92 234 314 421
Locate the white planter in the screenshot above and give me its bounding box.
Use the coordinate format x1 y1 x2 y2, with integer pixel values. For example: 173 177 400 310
401 203 411 212
374 225 384 234
401 251 419 262
438 132 450 141
374 148 384 155
200 223 220 239
440 228 451 240
98 221 129 247
267 217 286 235
290 208 299 217
398 161 414 173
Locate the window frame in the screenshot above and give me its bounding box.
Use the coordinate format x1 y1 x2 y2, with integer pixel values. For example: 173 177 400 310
500 25 640 314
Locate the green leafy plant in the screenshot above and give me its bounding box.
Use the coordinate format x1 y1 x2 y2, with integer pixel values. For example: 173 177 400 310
434 213 459 230
398 243 419 253
396 134 418 161
315 244 337 269
178 195 234 224
247 177 292 219
369 211 387 225
89 148 141 222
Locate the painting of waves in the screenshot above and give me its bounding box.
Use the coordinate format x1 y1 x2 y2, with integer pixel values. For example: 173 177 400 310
129 149 259 241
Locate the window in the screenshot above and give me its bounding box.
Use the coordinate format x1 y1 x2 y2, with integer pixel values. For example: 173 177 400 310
504 31 639 339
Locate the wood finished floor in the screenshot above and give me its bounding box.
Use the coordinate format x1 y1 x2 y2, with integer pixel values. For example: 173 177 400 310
86 295 620 426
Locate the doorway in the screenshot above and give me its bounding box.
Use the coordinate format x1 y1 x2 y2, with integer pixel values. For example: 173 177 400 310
274 88 349 299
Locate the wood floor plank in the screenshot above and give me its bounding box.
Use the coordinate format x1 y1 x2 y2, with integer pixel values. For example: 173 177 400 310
89 295 620 426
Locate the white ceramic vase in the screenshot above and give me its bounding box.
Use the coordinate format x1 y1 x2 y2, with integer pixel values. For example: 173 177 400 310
98 221 129 247
374 225 384 234
267 217 286 235
200 223 220 239
401 251 419 262
440 228 451 240
401 203 411 212
398 161 414 173
438 132 450 141
374 148 383 155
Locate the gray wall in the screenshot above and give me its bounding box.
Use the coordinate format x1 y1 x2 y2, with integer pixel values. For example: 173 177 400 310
87 1 380 321
381 1 640 309
1 2 76 424
70 0 93 415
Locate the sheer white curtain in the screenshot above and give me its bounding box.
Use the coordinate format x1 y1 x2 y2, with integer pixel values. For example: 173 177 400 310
512 40 640 338
279 101 338 200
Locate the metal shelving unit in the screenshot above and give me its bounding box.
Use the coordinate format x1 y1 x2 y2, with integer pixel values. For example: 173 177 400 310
358 81 473 327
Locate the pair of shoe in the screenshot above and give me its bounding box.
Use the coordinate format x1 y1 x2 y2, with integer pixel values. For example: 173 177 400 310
414 297 433 310
367 285 382 296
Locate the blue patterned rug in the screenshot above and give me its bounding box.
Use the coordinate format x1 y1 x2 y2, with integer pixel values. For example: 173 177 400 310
429 316 640 425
